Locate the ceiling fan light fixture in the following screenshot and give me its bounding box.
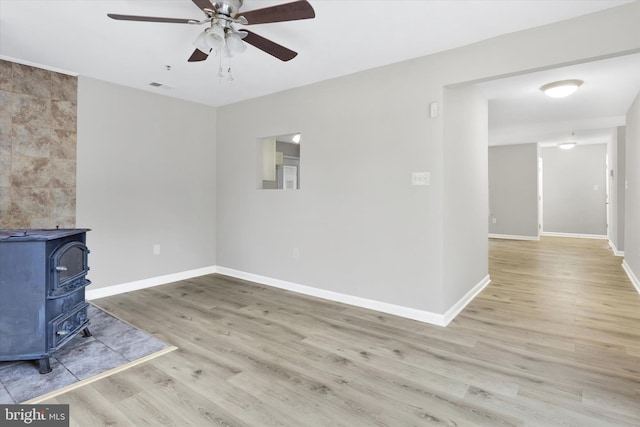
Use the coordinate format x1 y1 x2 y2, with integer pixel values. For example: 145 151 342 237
225 31 247 57
109 0 317 64
205 23 226 50
540 79 584 98
193 30 212 54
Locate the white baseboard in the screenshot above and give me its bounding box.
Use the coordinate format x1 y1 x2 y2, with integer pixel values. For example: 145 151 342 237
489 233 539 241
86 266 217 300
541 232 608 240
622 260 640 295
216 267 446 325
216 267 490 327
608 240 624 257
86 265 490 327
443 275 491 326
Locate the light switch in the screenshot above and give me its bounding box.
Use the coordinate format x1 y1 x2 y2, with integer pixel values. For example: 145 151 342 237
412 172 430 186
429 102 438 118
593 185 598 191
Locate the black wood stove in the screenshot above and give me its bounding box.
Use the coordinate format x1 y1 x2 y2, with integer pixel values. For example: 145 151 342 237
0 229 92 374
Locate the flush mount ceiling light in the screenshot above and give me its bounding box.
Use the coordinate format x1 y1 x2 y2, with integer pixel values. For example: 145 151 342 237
558 142 577 150
558 132 578 150
540 79 584 98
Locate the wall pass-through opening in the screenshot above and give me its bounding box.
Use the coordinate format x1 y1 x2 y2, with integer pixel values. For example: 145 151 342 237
258 133 301 190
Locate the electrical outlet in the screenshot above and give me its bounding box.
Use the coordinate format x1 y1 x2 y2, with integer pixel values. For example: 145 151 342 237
411 172 430 186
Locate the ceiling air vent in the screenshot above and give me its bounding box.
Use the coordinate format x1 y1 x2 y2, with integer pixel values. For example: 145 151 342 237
148 82 174 90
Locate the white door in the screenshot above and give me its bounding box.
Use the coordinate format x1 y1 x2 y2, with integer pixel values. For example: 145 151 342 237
538 157 543 236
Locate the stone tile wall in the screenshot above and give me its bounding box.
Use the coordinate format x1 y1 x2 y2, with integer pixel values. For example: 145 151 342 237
0 60 77 228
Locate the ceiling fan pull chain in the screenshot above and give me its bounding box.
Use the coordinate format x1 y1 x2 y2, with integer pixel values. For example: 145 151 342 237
218 55 224 83
227 62 234 86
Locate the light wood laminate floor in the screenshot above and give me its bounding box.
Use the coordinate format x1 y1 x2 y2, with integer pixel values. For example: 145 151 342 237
44 237 640 426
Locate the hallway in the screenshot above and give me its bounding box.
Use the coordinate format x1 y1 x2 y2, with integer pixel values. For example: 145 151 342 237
456 237 640 424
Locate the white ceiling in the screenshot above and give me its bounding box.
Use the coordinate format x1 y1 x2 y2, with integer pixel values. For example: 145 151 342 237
477 52 640 146
1 1 638 148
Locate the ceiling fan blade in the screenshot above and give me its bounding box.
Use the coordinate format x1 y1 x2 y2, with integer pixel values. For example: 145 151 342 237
239 0 315 25
191 0 212 12
188 49 210 62
243 30 297 61
107 14 197 24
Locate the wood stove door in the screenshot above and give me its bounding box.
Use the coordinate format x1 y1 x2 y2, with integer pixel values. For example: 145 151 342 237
49 241 91 299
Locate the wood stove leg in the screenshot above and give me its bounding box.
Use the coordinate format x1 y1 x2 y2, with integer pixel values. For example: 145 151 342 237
82 327 92 337
38 357 52 374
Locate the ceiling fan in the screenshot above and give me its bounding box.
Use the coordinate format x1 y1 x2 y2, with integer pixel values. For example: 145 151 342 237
107 0 315 62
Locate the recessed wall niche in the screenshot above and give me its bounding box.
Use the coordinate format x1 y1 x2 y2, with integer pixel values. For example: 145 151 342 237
258 133 301 190
0 60 78 228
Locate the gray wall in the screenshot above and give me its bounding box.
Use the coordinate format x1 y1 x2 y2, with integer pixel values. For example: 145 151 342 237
541 144 607 236
624 92 640 279
443 86 488 309
616 126 626 252
77 77 217 289
216 66 443 312
488 143 539 238
216 3 640 316
608 126 626 253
